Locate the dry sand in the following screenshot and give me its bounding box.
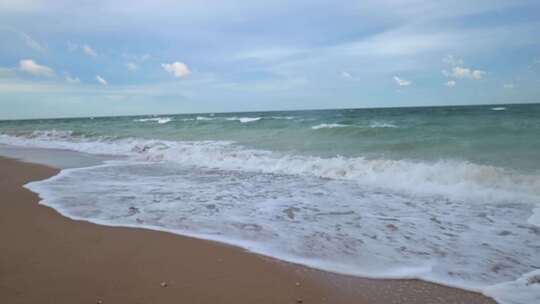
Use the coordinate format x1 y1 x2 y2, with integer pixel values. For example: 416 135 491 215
0 156 497 304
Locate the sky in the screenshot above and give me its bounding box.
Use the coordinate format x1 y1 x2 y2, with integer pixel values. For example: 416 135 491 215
0 0 539 119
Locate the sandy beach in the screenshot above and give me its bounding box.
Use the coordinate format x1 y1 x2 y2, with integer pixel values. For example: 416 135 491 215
0 156 497 304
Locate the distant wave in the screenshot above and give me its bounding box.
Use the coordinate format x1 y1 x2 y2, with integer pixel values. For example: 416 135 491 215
491 107 507 111
368 121 398 128
311 123 350 130
134 117 172 124
270 116 295 120
196 116 215 121
226 117 262 123
312 122 398 130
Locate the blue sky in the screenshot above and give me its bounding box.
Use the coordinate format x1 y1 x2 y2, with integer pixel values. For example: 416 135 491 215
1 0 539 119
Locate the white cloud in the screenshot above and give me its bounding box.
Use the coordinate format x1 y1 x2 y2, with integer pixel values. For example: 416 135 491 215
443 66 485 80
503 83 516 89
126 62 138 71
18 30 45 52
96 75 107 86
18 59 55 77
162 61 190 78
65 75 80 83
394 76 411 87
0 27 45 52
443 55 463 66
341 71 353 79
83 44 97 57
445 80 456 87
68 42 98 57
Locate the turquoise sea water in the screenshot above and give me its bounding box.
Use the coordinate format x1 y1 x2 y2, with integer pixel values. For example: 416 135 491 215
1 103 539 304
2 104 539 171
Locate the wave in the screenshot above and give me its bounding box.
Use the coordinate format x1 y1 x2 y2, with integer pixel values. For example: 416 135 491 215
311 123 350 130
1 131 539 209
491 107 507 111
312 122 399 130
134 117 173 124
270 116 295 120
196 116 215 121
225 117 262 123
369 121 398 128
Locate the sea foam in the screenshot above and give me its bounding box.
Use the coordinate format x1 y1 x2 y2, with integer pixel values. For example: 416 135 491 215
134 117 173 124
311 123 350 130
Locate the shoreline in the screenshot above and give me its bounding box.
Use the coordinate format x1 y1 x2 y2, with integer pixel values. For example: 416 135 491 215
0 156 497 303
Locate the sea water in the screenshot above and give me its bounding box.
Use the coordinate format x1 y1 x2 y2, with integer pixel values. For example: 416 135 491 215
1 104 539 304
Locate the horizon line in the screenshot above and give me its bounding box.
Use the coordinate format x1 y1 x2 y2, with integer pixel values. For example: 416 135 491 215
1 100 538 122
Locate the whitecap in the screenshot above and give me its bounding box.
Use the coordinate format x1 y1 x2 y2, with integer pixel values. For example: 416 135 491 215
134 117 172 124
196 116 214 121
225 117 262 123
369 121 398 128
311 123 349 130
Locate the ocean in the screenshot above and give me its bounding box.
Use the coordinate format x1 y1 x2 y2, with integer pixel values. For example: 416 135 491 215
1 104 539 304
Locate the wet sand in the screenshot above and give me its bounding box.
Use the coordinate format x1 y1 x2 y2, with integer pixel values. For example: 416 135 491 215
0 156 497 304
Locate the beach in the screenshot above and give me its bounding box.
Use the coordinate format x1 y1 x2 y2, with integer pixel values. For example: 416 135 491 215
0 155 497 303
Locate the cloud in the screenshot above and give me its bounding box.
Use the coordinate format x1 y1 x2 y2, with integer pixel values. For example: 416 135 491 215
0 27 46 52
162 61 190 78
18 31 45 52
83 44 97 57
445 80 456 87
18 59 55 77
65 75 80 83
443 55 463 66
503 83 516 89
68 42 98 57
341 71 353 79
442 55 485 80
443 66 485 80
126 62 138 71
393 76 411 87
96 75 107 86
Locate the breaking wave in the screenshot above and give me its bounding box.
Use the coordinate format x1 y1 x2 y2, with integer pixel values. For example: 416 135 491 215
134 117 173 124
312 123 350 130
1 130 539 208
226 117 262 123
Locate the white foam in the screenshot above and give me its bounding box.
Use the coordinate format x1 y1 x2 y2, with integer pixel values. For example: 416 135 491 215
225 117 262 123
1 132 539 204
196 116 214 121
270 116 295 120
134 117 172 124
369 121 398 128
24 160 540 304
311 123 349 130
528 206 540 227
484 270 540 304
491 107 507 111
